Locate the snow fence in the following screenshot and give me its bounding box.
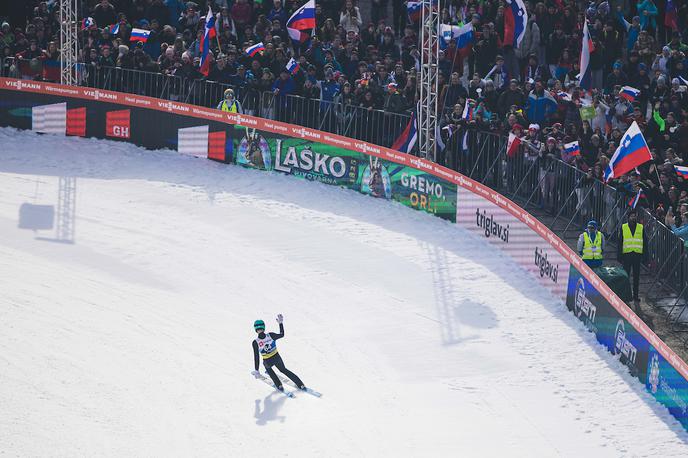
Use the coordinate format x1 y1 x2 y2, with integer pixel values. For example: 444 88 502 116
1 76 687 428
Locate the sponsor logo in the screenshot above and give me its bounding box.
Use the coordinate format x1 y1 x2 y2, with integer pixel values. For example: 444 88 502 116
274 139 347 181
106 110 131 139
573 278 597 331
156 100 190 112
613 319 638 366
83 89 118 101
475 208 509 242
6 80 42 90
400 173 446 212
648 353 660 394
535 247 558 283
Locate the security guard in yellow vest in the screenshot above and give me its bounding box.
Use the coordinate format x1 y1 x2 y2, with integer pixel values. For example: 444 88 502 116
617 209 646 304
216 88 243 113
577 220 605 268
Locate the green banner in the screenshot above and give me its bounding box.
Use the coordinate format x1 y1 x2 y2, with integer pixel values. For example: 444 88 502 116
232 127 457 222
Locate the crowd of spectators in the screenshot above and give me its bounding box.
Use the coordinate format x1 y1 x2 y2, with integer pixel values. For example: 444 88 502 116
2 0 688 240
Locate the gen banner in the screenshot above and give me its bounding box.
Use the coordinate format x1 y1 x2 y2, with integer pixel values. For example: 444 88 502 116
566 265 649 384
231 127 458 222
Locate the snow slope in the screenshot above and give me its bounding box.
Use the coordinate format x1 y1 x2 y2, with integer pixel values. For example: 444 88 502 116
0 127 687 457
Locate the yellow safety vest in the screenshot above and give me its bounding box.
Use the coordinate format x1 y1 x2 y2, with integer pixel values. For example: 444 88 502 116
582 232 603 260
221 100 238 112
622 223 643 254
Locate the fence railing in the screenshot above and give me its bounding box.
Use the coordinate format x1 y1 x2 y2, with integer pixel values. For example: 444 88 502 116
3 56 687 317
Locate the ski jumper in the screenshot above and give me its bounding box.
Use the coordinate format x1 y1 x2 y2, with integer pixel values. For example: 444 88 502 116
252 323 304 389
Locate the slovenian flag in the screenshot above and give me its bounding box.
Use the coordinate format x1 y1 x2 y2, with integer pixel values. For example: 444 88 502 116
246 42 265 57
82 17 95 30
579 20 594 91
604 121 652 182
440 23 473 57
563 141 580 161
199 7 217 76
407 2 423 23
391 112 418 154
557 91 572 101
286 57 300 75
506 132 521 158
462 101 474 121
287 0 316 43
628 188 645 209
619 86 640 102
130 28 151 43
503 0 528 48
675 165 688 179
665 0 678 31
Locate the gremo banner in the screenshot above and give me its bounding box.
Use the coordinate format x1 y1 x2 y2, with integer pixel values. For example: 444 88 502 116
2 77 688 429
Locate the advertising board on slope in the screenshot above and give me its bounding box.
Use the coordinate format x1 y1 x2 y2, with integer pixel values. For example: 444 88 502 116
566 265 648 380
455 187 569 300
231 127 458 222
647 348 688 429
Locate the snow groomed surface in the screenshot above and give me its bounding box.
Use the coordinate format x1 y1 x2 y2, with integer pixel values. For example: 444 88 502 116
1 128 687 456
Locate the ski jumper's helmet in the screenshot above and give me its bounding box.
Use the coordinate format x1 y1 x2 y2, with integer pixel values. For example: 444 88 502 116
254 320 265 331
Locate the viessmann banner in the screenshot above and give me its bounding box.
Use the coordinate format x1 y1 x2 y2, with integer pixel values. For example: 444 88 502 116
230 125 458 222
2 77 688 430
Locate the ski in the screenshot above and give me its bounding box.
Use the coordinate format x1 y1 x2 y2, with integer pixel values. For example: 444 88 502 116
276 374 322 398
254 372 295 398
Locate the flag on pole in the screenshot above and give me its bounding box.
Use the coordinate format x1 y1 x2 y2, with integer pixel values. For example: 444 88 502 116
286 57 300 75
108 23 120 35
439 23 473 57
82 17 95 30
246 42 266 57
579 20 594 91
287 0 316 44
603 121 652 181
391 112 418 154
675 165 688 179
199 7 217 76
407 2 423 23
130 28 151 43
665 0 678 31
506 132 521 158
619 86 640 102
563 141 580 161
503 0 528 48
462 101 474 121
628 188 645 209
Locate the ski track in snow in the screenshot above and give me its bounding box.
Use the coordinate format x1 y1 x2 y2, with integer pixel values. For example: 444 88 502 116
0 127 687 457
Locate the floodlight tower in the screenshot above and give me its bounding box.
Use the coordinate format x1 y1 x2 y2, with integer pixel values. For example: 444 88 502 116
59 0 79 85
418 0 440 162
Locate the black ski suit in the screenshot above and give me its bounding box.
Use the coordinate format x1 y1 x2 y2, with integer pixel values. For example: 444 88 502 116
253 323 304 389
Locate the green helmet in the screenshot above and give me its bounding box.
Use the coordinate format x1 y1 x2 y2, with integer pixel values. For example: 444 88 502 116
254 319 265 331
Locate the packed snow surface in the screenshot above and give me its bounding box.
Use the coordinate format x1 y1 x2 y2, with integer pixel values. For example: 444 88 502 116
1 127 687 457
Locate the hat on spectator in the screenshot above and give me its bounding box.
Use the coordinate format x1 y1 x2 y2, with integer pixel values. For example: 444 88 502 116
512 123 523 131
528 123 540 131
613 62 622 69
587 220 598 228
547 137 556 144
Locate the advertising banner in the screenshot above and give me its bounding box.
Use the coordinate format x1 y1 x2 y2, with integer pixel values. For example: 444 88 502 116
231 127 458 222
456 187 570 300
566 264 649 379
647 347 688 429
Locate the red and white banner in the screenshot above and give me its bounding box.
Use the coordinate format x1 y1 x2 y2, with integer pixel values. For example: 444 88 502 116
106 109 131 139
177 125 209 158
32 102 66 134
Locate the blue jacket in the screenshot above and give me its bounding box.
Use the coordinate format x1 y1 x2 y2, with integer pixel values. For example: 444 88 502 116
637 1 658 31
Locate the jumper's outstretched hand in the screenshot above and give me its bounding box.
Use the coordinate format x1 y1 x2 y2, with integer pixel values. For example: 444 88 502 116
276 314 284 324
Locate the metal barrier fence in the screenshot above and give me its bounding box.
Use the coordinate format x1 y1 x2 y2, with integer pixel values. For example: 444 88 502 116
2 56 687 312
